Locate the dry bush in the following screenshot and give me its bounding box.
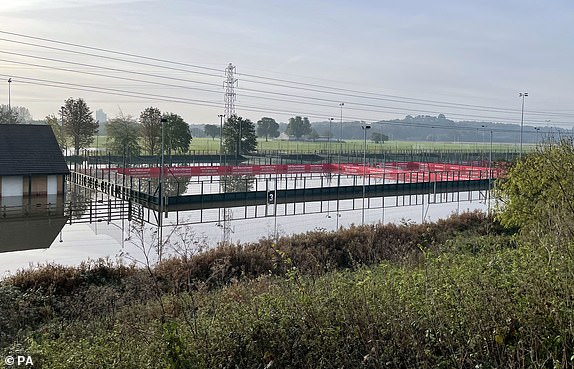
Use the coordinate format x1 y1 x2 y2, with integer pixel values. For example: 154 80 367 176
153 211 500 292
7 258 136 295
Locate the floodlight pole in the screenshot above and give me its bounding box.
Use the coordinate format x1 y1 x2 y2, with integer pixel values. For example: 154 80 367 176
519 92 528 159
336 103 344 229
159 117 168 256
488 129 493 214
60 106 66 156
361 122 371 226
338 103 344 168
239 119 242 163
218 114 225 165
328 117 334 162
7 78 12 122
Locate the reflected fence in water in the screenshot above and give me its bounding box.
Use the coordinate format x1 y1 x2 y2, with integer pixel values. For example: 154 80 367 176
68 161 497 227
1 159 497 253
1 140 518 255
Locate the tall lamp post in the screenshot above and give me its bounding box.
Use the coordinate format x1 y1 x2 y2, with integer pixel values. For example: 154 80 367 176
159 117 168 254
60 106 66 155
361 122 371 226
487 127 493 214
519 92 528 159
481 125 487 164
328 117 334 161
7 78 12 122
236 118 242 166
218 114 225 165
548 122 554 143
336 103 344 229
338 103 344 167
476 123 494 213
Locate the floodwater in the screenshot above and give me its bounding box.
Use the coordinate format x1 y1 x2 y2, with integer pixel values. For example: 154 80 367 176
0 191 489 277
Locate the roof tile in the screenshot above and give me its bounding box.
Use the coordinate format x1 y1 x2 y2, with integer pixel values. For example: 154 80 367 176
0 124 70 176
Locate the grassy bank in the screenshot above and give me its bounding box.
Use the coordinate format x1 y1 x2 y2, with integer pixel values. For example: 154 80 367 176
1 212 573 368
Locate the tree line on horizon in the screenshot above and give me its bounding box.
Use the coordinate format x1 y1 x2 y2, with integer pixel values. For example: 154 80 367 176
3 101 564 147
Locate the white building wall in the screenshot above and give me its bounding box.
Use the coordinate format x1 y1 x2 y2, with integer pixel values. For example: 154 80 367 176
1 176 23 197
47 175 58 195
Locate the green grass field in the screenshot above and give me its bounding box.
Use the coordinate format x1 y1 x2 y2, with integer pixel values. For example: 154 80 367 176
93 135 527 154
252 138 523 153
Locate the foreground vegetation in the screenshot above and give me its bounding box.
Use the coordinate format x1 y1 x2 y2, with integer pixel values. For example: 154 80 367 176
2 141 574 367
0 210 573 368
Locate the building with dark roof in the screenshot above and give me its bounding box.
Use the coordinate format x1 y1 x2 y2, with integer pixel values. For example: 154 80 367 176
0 124 70 198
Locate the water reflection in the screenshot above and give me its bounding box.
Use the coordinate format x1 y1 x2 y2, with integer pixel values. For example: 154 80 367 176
146 176 192 196
66 185 91 220
221 175 255 193
0 179 138 253
0 195 67 252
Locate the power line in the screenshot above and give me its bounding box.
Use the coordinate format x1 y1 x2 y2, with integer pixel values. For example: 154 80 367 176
1 30 571 119
1 30 572 127
0 50 222 88
0 30 223 73
0 57 223 96
3 74 222 108
2 74 570 136
3 53 570 126
0 36 224 80
3 65 570 127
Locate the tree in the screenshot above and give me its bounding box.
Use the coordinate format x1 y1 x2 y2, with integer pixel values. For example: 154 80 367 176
106 113 142 158
204 124 220 140
45 114 67 149
0 105 26 124
222 115 257 157
286 116 312 139
13 106 33 122
371 132 389 144
163 113 192 154
0 107 18 124
496 139 574 243
140 107 162 155
62 98 98 155
309 129 320 141
256 117 280 142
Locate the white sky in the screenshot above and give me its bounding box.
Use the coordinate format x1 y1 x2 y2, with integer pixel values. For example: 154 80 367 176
0 0 573 127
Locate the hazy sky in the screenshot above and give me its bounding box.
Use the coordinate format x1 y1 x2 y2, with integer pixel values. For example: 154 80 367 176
0 0 573 127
